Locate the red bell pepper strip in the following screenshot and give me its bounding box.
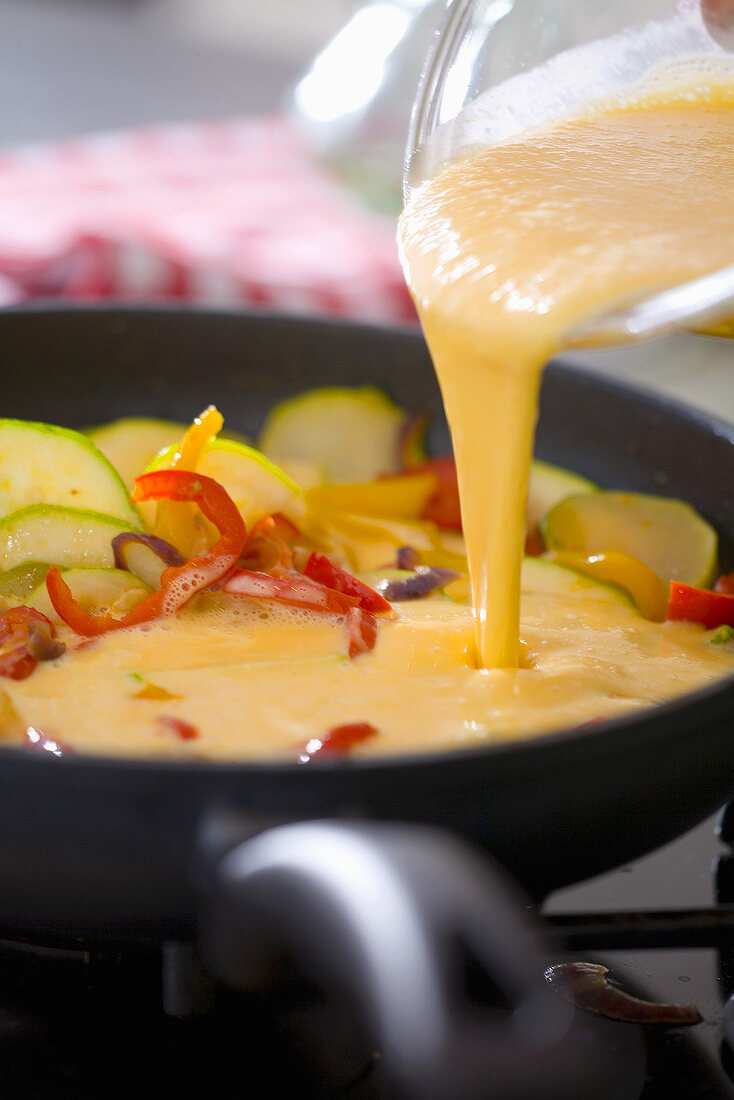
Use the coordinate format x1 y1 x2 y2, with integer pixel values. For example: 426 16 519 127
0 645 38 681
47 470 247 636
222 569 360 615
0 606 55 643
239 515 295 572
667 581 734 629
346 607 378 658
300 721 378 760
715 572 734 595
409 455 462 530
302 551 392 613
0 606 59 681
156 715 200 741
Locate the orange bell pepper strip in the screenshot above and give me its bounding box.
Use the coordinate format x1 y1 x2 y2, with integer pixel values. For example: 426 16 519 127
667 581 734 629
410 456 462 530
47 470 247 636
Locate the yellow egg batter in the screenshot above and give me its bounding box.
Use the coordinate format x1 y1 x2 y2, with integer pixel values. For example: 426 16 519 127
1 581 731 760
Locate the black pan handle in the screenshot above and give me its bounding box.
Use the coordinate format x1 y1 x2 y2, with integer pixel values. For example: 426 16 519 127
199 819 644 1099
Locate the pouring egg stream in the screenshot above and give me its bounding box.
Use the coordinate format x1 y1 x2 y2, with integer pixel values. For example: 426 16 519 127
398 60 734 669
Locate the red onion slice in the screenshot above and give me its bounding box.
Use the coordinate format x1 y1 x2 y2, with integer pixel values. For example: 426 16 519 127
396 545 419 570
544 962 702 1026
377 566 460 601
112 533 187 572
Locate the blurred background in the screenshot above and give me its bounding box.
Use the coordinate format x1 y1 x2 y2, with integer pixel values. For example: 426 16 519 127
1 0 732 417
0 0 346 143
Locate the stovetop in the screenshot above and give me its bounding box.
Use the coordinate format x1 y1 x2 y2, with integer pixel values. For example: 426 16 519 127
3 812 734 1099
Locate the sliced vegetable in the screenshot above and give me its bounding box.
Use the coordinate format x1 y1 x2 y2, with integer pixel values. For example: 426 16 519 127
28 569 152 624
156 715 199 741
544 962 702 1026
369 566 460 601
239 515 296 572
526 460 597 531
306 472 437 520
546 550 668 621
398 411 429 469
46 470 247 635
148 437 299 537
299 721 378 761
0 606 61 681
543 491 718 587
408 456 461 530
302 551 392 613
112 532 187 587
0 419 140 527
148 406 225 556
0 561 52 601
86 416 190 489
347 607 378 658
667 581 734 629
222 570 359 615
258 386 406 483
711 624 734 645
0 506 138 573
520 557 633 605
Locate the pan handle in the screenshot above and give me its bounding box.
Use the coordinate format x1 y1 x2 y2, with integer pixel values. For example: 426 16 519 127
199 819 644 1100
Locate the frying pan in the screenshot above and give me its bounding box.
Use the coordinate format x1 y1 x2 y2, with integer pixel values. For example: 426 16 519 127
0 304 732 1098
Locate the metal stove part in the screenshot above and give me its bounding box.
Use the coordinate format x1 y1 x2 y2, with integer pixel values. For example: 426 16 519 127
202 819 647 1100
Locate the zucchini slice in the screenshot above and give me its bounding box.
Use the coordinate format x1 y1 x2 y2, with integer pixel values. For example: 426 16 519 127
521 557 633 605
543 491 718 587
527 460 597 530
0 419 140 528
147 438 299 526
0 561 52 601
0 506 137 573
86 417 189 489
258 386 406 483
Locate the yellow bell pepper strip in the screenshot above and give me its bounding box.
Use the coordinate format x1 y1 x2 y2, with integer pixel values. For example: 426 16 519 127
306 472 437 520
667 581 734 629
46 470 246 635
547 550 668 621
152 405 224 555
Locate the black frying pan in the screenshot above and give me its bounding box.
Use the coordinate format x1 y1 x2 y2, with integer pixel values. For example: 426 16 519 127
0 305 732 1098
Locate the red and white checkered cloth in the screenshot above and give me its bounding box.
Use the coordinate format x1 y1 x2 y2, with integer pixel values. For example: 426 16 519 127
0 114 417 325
